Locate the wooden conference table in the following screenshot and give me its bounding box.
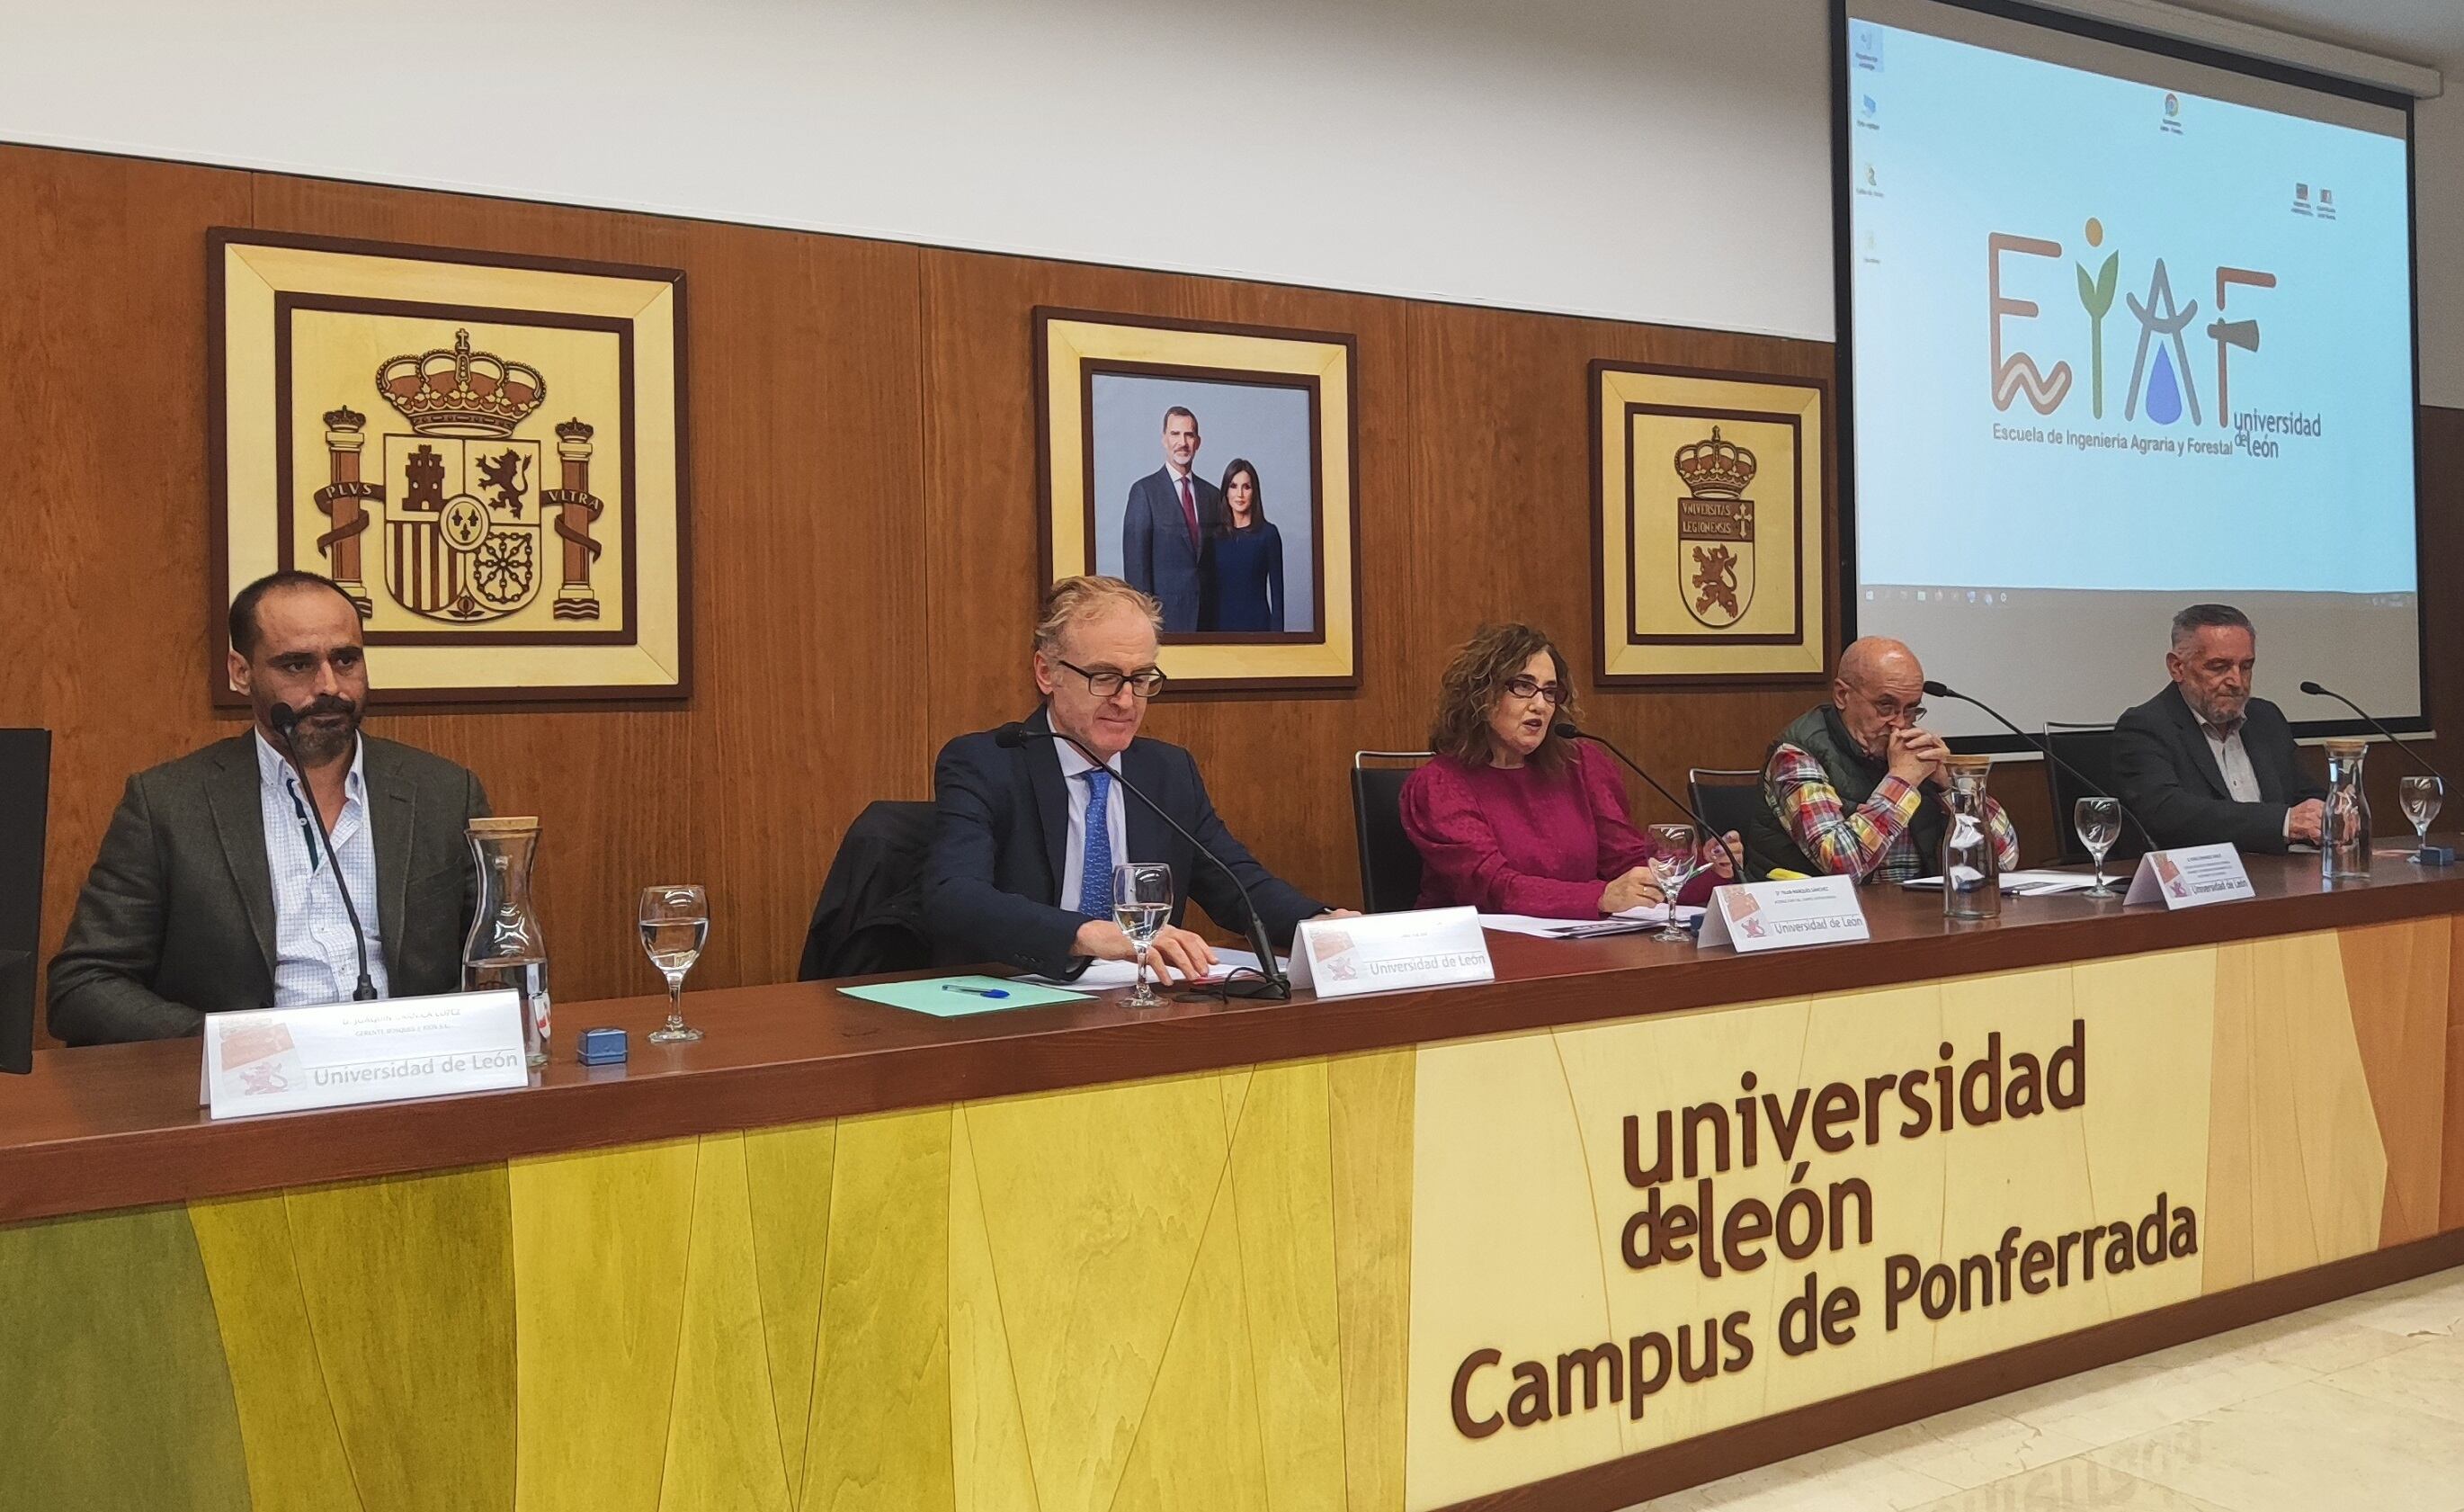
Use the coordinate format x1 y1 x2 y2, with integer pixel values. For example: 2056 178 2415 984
4 852 2462 1512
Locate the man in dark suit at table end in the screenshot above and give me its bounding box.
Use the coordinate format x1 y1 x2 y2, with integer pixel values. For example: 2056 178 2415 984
2113 603 2326 854
1120 406 1221 632
47 570 489 1046
923 575 1335 981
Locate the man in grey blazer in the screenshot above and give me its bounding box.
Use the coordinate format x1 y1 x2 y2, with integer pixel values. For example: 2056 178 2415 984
1120 406 1222 631
2112 603 2326 854
48 571 490 1046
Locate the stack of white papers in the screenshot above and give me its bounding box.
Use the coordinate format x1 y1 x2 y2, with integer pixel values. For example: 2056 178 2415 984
1479 906 1706 939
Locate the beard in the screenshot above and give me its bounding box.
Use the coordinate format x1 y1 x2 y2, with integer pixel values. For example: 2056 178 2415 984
281 696 362 765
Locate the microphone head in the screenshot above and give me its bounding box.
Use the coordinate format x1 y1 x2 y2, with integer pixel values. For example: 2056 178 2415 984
1921 680 1952 699
1550 720 1582 740
2299 680 2326 696
993 721 1036 749
268 702 300 738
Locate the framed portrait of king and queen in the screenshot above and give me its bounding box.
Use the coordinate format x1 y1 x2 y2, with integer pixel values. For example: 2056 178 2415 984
1038 309 1361 692
211 230 690 704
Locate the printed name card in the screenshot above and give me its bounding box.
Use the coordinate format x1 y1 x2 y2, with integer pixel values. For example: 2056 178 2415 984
201 990 530 1120
1291 907 1495 998
1698 875 1871 953
2123 843 2255 909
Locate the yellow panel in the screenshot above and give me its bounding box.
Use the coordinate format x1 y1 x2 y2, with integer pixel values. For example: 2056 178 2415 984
1220 1067 1255 1144
189 1192 361 1512
2204 942 2258 1293
1549 991 1831 1454
965 1074 1229 1512
510 1139 699 1512
802 1106 954 1512
1228 1060 1348 1512
2263 932 2388 1262
1110 1161 1269 1512
2339 918 2452 1244
745 1120 838 1503
947 1109 1040 1512
1406 1029 1620 1509
284 1166 517 1511
2240 938 2326 1279
1328 1050 1415 1512
660 1134 793 1512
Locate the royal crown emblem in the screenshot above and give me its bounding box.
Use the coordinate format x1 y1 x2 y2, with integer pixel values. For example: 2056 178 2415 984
1671 425 1757 629
309 324 603 627
376 328 547 438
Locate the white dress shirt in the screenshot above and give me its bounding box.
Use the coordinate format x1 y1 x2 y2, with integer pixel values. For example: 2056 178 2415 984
254 731 390 1006
2200 720 2293 839
1056 737 1130 916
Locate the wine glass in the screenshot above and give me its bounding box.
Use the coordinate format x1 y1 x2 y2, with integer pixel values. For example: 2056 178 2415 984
1113 862 1174 1008
2074 797 2123 896
638 885 709 1044
1645 823 1697 943
2401 774 2444 860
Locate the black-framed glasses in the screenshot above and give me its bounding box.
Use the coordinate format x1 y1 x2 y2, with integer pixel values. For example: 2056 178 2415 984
1058 658 1168 698
1504 675 1565 706
1850 686 1925 725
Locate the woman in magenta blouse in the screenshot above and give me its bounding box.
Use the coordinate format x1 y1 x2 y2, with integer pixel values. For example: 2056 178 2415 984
1399 623 1736 917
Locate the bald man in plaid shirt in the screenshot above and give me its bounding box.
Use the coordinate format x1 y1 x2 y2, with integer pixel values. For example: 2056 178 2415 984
1744 638 2020 883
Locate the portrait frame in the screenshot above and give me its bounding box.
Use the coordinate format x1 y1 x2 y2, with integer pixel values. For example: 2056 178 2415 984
1591 361 1833 686
210 228 691 708
1036 309 1361 693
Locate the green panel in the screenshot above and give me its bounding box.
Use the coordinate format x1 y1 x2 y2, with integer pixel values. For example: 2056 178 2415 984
287 1166 518 1512
190 1191 363 1510
0 1205 250 1511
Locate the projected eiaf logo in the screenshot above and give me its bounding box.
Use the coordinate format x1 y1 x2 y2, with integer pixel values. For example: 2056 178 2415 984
1987 219 2275 425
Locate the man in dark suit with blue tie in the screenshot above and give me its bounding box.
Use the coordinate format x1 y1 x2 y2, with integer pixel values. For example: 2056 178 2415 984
1120 407 1221 631
924 576 1334 980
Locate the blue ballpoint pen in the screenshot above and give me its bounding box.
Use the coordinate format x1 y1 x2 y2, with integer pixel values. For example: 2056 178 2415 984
941 983 1012 999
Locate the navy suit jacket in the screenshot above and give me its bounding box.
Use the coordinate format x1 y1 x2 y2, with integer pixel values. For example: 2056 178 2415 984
923 709 1326 977
2112 684 2325 854
1121 468 1222 631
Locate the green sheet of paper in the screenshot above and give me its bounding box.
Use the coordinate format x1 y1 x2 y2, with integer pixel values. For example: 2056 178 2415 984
835 974 1090 1016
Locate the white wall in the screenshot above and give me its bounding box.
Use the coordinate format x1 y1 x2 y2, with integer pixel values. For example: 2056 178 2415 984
3 0 2455 400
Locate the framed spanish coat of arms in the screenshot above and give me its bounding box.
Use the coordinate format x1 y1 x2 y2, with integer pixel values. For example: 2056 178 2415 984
210 230 689 704
1590 362 1831 685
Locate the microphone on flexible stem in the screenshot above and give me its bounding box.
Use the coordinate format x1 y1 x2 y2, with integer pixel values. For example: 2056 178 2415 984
1549 720 1748 883
1921 679 2157 854
269 702 378 1002
2299 681 2447 783
995 722 1290 1000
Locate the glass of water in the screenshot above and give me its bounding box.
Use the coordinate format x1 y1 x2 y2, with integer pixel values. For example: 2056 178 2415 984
2401 774 2444 860
1112 862 1174 1008
2074 796 2123 896
638 884 709 1044
1645 824 1697 943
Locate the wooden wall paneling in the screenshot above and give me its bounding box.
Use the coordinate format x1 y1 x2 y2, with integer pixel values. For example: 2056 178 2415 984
0 148 256 1015
4 139 2460 1015
242 179 927 998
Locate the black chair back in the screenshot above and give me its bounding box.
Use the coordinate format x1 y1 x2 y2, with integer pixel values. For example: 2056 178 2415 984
2044 724 2146 864
1688 767 1768 874
0 729 51 1074
1352 752 1432 913
799 800 936 981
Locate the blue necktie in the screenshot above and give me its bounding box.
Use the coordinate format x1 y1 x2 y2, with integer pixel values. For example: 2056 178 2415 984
1079 768 1114 920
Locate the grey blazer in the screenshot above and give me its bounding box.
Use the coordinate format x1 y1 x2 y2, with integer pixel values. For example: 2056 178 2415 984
2112 684 2325 854
47 734 490 1046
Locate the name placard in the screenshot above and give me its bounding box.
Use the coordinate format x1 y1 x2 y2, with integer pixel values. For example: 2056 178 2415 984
201 990 530 1120
1292 907 1495 998
1698 875 1870 953
2124 843 2255 909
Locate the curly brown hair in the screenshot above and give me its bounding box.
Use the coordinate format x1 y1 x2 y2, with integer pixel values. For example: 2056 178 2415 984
1427 622 1578 773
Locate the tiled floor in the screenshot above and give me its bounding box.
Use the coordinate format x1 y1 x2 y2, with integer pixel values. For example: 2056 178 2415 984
1625 1266 2464 1512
